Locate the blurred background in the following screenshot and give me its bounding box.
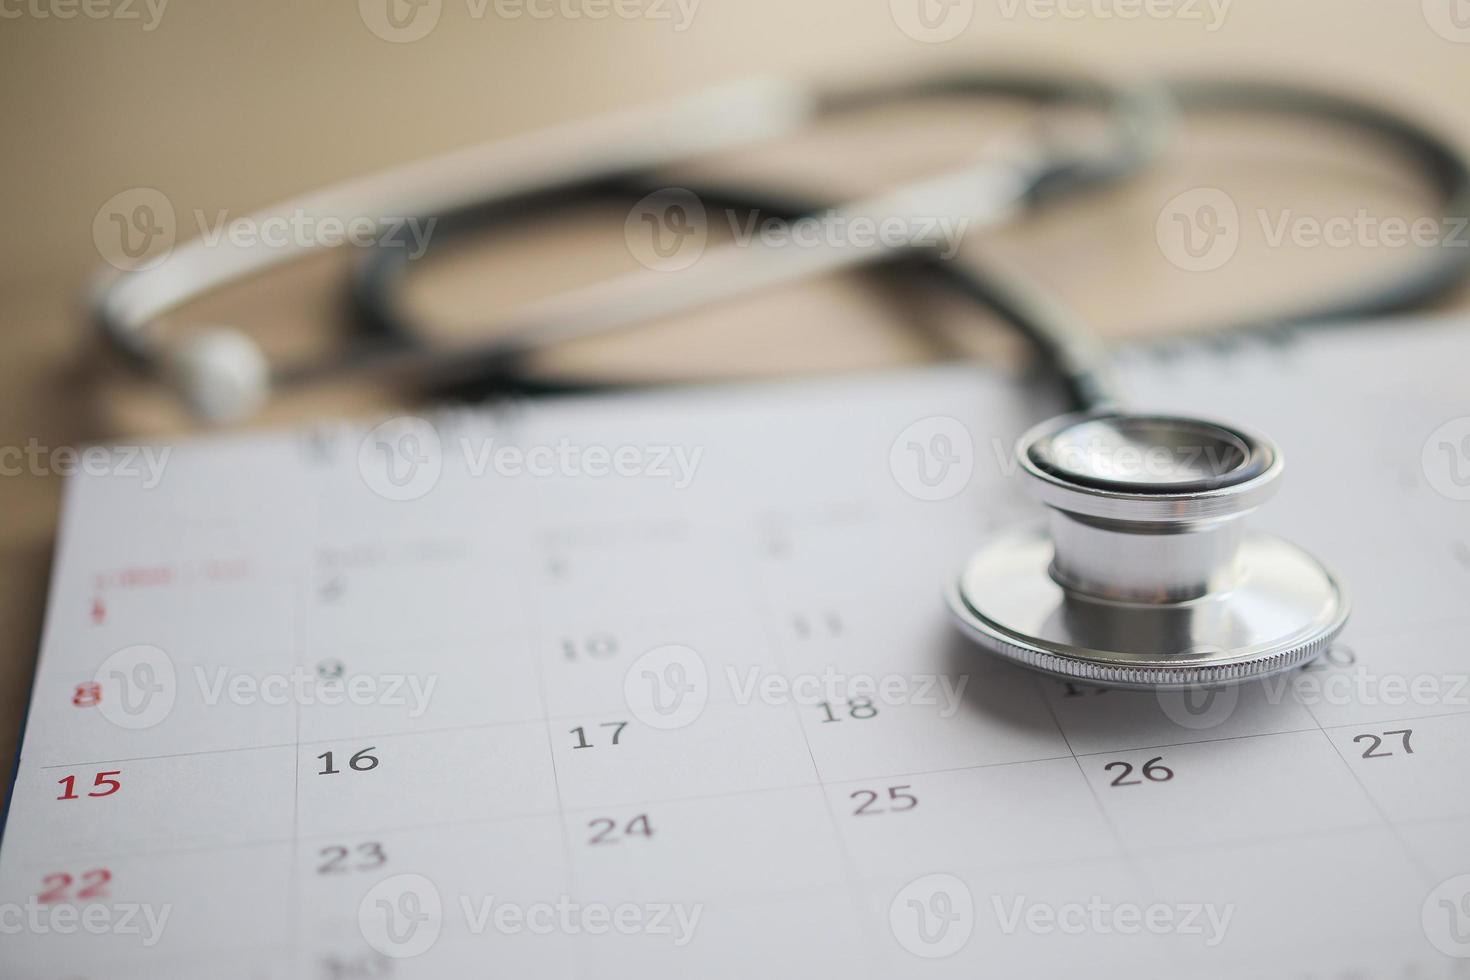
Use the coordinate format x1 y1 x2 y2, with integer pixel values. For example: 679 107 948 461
2 0 1469 780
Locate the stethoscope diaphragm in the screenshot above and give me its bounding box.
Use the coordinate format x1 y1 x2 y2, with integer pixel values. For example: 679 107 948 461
948 412 1349 688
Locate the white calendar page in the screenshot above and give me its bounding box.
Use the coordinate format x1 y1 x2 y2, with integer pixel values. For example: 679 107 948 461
3 316 1470 980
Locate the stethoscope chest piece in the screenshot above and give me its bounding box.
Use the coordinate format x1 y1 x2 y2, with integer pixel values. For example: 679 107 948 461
948 412 1349 688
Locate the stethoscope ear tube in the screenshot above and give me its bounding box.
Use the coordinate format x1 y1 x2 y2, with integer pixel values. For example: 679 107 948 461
93 66 1174 421
92 68 1470 424
91 76 822 420
338 72 1470 417
1157 78 1470 336
340 67 1176 410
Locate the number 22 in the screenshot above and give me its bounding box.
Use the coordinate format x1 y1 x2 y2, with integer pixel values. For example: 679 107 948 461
38 869 111 904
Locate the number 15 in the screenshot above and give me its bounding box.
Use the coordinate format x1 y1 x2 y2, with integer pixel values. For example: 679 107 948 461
57 771 122 800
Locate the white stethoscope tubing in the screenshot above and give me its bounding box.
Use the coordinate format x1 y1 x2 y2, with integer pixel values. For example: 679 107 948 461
94 77 817 365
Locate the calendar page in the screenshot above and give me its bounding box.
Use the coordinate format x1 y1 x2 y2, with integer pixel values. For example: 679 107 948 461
3 317 1470 980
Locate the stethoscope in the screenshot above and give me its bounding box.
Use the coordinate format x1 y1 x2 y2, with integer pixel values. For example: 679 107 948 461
93 67 1470 688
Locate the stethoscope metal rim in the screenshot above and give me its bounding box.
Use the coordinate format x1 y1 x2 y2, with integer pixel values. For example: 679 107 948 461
947 528 1351 689
1014 410 1287 522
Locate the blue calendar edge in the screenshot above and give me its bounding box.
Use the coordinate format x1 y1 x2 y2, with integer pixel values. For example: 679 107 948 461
0 681 36 845
0 470 86 850
0 567 51 848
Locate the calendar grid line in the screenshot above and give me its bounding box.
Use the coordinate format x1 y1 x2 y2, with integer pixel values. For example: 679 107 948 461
1147 927 1438 977
1322 609 1470 643
1317 705 1470 733
1066 723 1327 760
286 537 308 969
1031 680 1199 976
1313 727 1438 886
1291 646 1445 886
746 551 887 979
1033 676 1129 853
22 700 1466 867
29 718 548 770
1067 704 1470 757
31 662 1470 778
15 702 1466 872
29 787 1457 868
0 800 1408 881
523 537 578 907
28 701 1470 777
1126 817 1419 863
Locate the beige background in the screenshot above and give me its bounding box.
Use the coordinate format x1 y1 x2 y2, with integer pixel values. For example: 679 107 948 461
2 0 1469 796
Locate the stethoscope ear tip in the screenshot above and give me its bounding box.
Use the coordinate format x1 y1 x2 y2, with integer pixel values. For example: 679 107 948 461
164 327 271 425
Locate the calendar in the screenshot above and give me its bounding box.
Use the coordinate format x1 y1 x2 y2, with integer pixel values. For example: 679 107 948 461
3 316 1470 979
